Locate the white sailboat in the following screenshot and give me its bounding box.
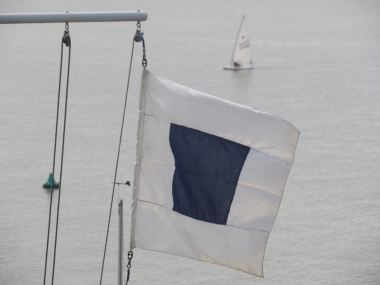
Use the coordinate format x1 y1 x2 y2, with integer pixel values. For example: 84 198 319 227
224 16 253 70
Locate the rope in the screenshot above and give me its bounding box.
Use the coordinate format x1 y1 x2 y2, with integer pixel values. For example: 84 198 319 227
51 24 71 285
99 33 136 285
43 27 66 285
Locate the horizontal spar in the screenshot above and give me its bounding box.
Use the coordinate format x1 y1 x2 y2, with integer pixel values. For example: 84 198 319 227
0 11 147 24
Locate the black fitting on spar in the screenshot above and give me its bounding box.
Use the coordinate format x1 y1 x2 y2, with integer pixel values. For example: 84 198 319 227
62 23 71 47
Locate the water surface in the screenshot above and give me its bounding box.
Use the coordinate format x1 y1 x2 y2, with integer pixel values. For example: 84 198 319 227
1 0 379 284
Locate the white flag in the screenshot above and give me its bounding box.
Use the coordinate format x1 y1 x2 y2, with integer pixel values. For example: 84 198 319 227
130 69 299 277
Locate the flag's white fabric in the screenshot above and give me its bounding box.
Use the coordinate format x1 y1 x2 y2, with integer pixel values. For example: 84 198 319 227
232 16 252 66
130 69 299 277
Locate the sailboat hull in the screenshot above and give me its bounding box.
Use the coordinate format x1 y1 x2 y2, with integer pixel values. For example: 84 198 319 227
223 64 253 70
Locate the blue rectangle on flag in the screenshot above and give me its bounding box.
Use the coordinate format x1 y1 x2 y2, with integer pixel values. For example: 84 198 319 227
169 123 250 225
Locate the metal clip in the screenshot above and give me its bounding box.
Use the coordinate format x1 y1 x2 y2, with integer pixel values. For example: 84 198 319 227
126 250 134 284
134 25 147 68
142 48 147 68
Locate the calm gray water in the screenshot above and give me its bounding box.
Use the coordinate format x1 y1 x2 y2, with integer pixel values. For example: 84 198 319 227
1 0 379 284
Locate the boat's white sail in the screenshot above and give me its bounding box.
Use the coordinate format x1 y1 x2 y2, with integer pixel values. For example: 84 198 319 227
224 16 253 70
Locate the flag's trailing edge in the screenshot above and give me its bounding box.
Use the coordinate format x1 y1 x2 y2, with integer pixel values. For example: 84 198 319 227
130 69 300 277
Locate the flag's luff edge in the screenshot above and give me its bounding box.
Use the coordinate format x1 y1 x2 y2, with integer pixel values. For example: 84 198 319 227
130 69 148 249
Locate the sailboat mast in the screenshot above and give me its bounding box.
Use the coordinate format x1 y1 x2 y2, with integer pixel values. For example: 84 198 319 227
118 200 124 285
230 15 245 65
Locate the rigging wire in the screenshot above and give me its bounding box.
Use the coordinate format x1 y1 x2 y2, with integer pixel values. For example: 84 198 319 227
51 23 71 285
99 25 137 285
43 25 65 285
99 21 147 285
42 19 147 285
43 23 71 285
124 24 146 285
